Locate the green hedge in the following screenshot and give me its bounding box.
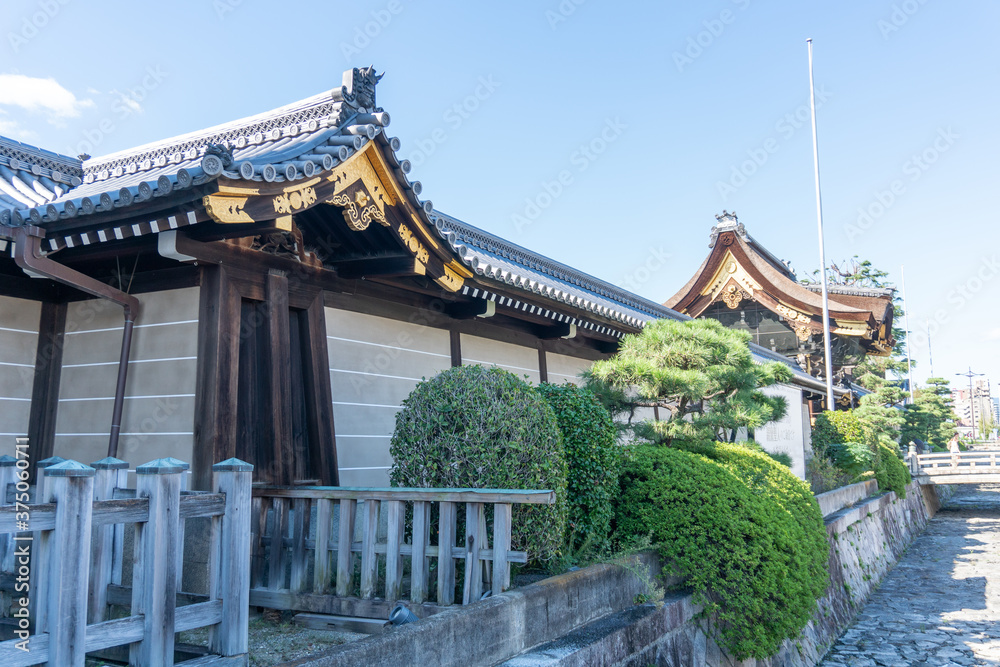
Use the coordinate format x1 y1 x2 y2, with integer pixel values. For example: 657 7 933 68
874 440 911 498
537 382 618 554
614 444 828 659
389 365 568 561
812 410 868 453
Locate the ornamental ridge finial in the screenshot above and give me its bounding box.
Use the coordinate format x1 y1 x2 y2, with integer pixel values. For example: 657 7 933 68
342 66 383 111
715 210 738 223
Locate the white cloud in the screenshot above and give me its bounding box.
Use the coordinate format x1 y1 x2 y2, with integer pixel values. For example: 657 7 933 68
0 74 94 119
987 328 1000 341
110 89 143 115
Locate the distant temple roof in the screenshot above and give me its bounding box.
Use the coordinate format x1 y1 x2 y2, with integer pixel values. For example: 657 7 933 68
665 212 895 359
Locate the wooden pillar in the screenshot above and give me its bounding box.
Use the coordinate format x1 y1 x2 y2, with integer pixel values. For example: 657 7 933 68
27 301 67 474
210 458 253 659
193 266 240 490
537 345 548 383
130 457 186 667
300 294 338 485
265 270 291 485
44 460 95 667
450 329 462 367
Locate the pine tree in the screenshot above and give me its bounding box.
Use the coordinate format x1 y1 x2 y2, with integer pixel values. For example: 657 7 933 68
586 318 793 446
900 377 958 448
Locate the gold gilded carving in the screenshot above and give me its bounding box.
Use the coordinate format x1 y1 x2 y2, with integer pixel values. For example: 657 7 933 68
701 251 761 304
435 263 464 292
794 325 812 342
273 186 317 215
775 303 811 324
722 284 744 309
328 191 387 232
323 149 395 221
398 222 430 264
203 194 254 224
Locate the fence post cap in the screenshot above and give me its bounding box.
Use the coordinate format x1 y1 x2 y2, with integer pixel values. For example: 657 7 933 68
92 456 130 470
0 455 16 467
44 460 97 477
37 455 67 469
136 457 190 475
213 458 254 472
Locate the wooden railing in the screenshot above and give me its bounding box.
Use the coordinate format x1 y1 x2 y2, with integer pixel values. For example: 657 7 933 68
0 456 252 667
250 486 556 617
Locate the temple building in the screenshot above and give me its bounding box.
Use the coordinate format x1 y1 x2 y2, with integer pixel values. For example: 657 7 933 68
0 70 834 485
665 212 895 409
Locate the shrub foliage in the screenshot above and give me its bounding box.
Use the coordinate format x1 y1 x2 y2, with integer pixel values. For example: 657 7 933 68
873 439 911 498
614 444 829 660
389 365 568 561
537 382 618 553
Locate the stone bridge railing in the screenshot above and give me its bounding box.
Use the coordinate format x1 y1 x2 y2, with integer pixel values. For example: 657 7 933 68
906 446 1000 485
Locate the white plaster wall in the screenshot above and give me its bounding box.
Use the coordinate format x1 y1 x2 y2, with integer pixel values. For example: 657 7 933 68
55 287 199 468
756 383 807 479
325 308 452 487
546 352 592 386
461 334 540 384
0 296 40 458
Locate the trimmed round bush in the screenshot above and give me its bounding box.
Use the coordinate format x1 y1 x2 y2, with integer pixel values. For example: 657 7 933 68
614 444 829 660
537 382 618 554
390 365 567 561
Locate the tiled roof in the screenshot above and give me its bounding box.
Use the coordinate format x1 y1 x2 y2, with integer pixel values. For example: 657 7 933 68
431 211 685 331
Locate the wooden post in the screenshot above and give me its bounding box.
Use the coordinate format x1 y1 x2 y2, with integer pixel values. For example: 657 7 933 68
437 501 457 605
410 501 430 603
360 499 379 599
313 498 333 594
32 455 65 634
210 458 253 659
88 456 129 623
44 460 96 667
0 455 16 573
130 457 186 667
463 502 484 604
492 503 512 595
335 498 356 597
385 500 404 602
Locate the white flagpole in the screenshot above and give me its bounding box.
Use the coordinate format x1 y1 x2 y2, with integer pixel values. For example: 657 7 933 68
807 38 835 411
901 265 915 403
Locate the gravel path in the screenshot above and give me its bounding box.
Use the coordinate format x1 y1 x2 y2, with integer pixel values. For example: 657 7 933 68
819 483 1000 667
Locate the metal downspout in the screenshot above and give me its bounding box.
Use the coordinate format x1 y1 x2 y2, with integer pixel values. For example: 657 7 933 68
11 224 140 459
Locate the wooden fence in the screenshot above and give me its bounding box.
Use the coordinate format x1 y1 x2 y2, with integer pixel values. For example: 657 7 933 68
0 456 252 667
249 486 556 619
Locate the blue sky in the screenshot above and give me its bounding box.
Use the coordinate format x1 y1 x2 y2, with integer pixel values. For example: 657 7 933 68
2 0 998 394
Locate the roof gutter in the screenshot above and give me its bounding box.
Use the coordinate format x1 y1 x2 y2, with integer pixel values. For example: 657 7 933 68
10 223 140 459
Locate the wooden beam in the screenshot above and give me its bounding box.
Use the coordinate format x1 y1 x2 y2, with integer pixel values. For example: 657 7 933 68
192 266 241 491
27 302 66 475
333 256 424 280
445 299 495 320
535 322 576 340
